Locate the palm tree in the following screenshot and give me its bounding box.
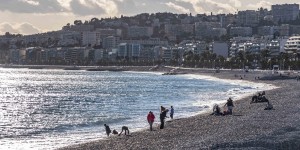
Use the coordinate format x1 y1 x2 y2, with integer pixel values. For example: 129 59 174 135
260 49 271 69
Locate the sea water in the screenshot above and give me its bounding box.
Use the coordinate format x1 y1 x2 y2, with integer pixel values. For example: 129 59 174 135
0 68 274 150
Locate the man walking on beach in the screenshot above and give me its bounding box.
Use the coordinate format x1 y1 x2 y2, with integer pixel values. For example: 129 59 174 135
104 124 111 137
170 106 174 119
147 111 155 131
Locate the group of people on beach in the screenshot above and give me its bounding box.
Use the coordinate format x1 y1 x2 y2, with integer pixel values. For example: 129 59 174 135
104 124 130 137
213 92 273 116
212 98 234 116
104 105 174 137
146 105 174 131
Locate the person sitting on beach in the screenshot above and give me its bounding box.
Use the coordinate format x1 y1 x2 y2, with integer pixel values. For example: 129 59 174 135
212 104 223 116
112 129 118 135
118 126 130 136
104 124 111 137
264 101 273 110
224 98 234 115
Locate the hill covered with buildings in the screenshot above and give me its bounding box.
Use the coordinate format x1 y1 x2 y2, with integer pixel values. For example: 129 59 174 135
1 3 300 70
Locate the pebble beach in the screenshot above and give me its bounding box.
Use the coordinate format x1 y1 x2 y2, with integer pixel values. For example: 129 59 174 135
58 67 300 150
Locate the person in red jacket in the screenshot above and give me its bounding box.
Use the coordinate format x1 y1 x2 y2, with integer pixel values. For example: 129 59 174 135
147 111 155 131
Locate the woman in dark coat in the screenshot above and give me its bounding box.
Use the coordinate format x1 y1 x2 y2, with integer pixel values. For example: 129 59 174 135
160 106 168 129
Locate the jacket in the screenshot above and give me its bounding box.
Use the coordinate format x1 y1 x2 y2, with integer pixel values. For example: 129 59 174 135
147 113 155 122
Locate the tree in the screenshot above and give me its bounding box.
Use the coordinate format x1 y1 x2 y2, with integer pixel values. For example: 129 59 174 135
260 49 271 69
90 17 99 23
74 20 82 25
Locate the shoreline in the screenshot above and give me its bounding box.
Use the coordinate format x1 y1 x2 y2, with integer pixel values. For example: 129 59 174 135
58 66 300 150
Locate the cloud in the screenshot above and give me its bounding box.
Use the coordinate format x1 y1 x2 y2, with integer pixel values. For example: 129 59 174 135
114 0 137 15
20 0 40 6
0 23 19 34
18 23 42 35
0 0 66 13
166 2 190 14
229 0 242 7
69 0 118 16
0 22 42 35
57 0 72 9
247 1 273 10
177 0 238 14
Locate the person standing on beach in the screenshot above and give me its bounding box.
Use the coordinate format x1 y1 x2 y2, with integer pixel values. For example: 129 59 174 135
147 111 155 131
160 106 169 129
224 98 234 115
104 124 111 137
170 106 174 119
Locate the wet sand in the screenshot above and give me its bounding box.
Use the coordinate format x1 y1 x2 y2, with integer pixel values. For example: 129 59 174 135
53 66 300 149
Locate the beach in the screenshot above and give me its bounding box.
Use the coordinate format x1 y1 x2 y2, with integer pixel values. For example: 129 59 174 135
10 66 295 150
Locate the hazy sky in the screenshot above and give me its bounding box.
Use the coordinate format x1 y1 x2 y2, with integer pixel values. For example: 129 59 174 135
0 0 299 35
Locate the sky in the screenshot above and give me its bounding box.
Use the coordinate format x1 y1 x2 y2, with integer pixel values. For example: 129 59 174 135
0 0 299 35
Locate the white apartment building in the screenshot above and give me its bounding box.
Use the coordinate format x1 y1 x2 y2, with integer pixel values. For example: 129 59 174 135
59 31 81 46
81 31 100 46
23 34 51 45
102 36 120 49
284 36 300 54
95 28 122 41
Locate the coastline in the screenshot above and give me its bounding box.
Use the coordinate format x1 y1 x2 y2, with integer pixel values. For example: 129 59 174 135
2 65 299 149
57 66 300 150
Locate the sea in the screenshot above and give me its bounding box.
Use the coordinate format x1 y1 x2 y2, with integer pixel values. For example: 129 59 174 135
0 68 275 150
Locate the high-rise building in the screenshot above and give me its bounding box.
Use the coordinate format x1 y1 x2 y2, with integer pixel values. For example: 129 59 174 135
81 32 100 46
117 43 141 59
102 36 120 49
272 4 299 23
237 10 259 27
